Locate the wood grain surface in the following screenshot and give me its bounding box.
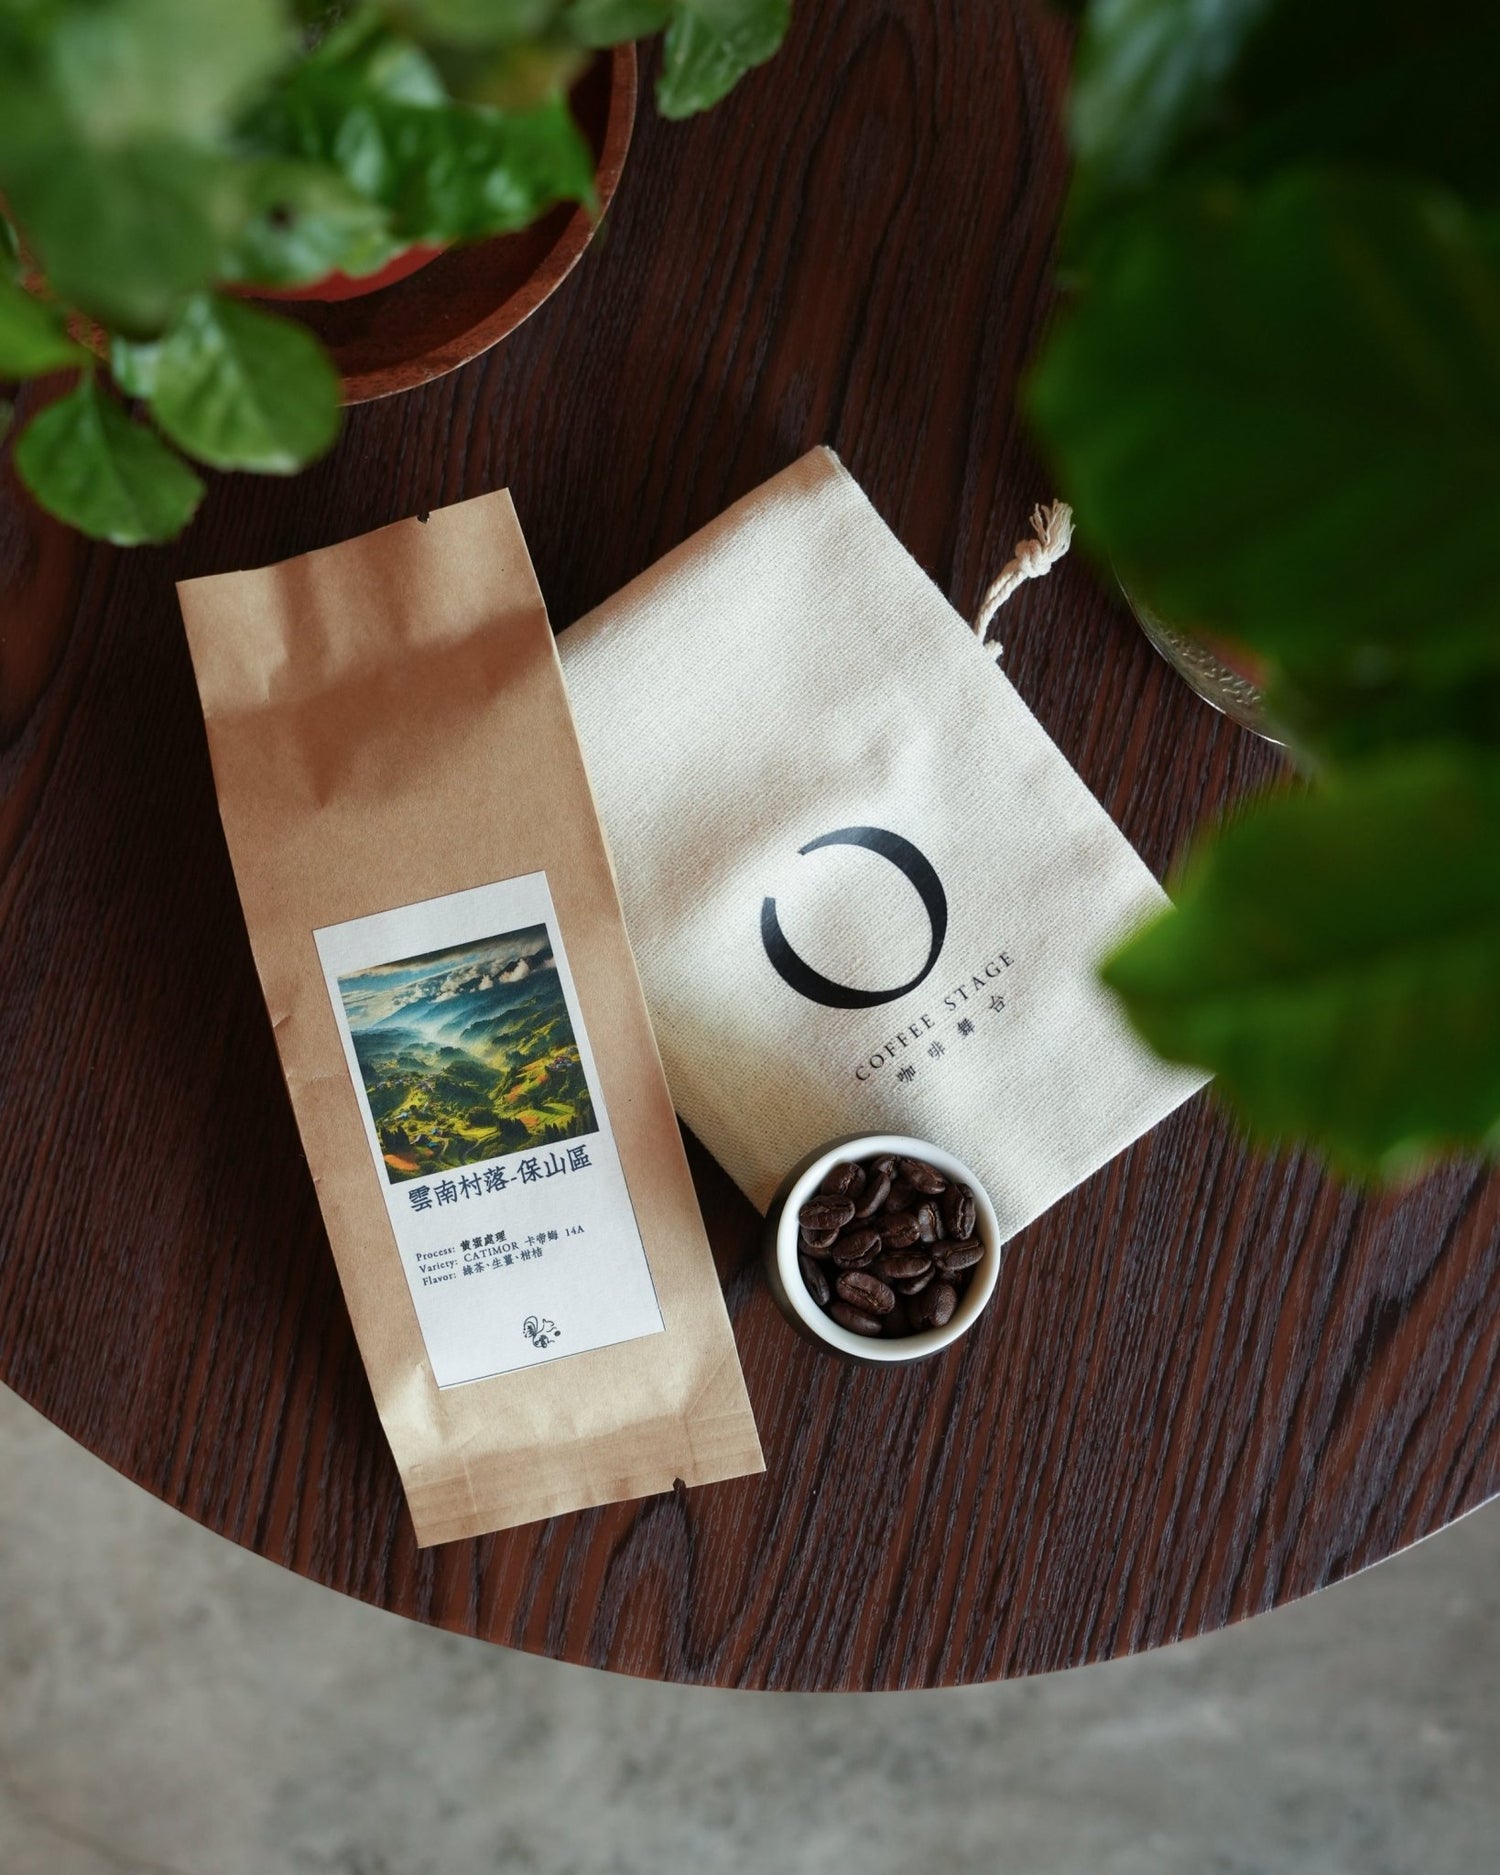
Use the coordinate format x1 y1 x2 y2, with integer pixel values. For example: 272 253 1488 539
1 1 1497 1691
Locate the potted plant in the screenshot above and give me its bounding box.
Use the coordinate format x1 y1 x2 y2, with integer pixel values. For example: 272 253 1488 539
1026 0 1500 1176
0 0 792 544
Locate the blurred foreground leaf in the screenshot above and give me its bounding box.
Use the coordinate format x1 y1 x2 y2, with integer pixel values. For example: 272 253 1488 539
1028 173 1500 680
1272 656 1500 767
46 0 289 145
0 279 89 378
395 2 560 45
0 0 290 329
5 141 235 334
1067 0 1272 238
1102 750 1500 1173
1066 2 1500 250
569 0 672 44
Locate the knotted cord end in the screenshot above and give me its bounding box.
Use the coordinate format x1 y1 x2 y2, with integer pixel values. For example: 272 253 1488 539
972 499 1074 653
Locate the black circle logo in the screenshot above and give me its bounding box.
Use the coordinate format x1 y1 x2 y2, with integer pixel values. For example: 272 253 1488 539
760 827 948 1009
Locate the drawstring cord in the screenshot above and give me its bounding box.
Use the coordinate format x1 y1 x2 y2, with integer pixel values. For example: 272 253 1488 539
972 501 1074 654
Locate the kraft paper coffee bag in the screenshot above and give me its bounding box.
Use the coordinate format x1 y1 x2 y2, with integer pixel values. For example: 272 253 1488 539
178 491 762 1546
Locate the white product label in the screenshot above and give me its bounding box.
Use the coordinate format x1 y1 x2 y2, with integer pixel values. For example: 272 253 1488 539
315 872 663 1387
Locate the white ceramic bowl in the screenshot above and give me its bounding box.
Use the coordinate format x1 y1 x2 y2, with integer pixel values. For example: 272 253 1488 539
764 1134 1004 1364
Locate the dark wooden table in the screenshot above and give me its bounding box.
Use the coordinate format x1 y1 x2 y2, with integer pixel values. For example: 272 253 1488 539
3 2 1497 1692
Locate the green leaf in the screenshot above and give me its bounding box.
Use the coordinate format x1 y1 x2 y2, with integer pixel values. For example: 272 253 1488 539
1101 749 1500 1174
339 31 453 106
0 3 273 330
429 40 589 112
244 40 597 243
0 218 20 282
0 13 81 174
294 0 351 31
656 0 790 118
109 334 162 399
1269 655 1500 766
14 376 203 544
1066 2 1500 250
396 1 562 47
0 279 88 378
145 294 341 474
1067 0 1273 236
45 0 289 145
1217 4 1500 206
221 160 403 288
6 140 235 333
568 0 673 46
1027 173 1500 681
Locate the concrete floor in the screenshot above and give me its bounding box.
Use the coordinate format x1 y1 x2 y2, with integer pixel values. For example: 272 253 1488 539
0 1383 1496 1875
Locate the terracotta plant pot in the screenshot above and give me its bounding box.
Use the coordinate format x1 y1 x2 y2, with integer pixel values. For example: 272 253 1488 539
258 44 637 404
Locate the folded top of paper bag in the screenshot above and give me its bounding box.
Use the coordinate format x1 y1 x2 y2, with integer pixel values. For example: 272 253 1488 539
557 448 1206 1232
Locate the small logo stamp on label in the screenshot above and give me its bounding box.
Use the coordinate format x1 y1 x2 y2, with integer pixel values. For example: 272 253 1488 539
523 1315 561 1350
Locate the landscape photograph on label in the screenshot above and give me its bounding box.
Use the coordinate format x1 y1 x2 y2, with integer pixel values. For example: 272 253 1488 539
336 924 597 1184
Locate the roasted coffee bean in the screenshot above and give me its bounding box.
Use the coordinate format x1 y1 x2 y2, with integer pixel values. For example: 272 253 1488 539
872 1249 930 1281
798 1254 831 1306
835 1270 895 1316
935 1237 983 1273
851 1167 892 1218
879 1209 921 1249
790 1150 983 1344
829 1226 882 1268
909 1280 958 1329
898 1156 947 1194
799 1194 855 1234
818 1160 862 1197
799 1225 840 1254
828 1300 883 1337
941 1183 976 1239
